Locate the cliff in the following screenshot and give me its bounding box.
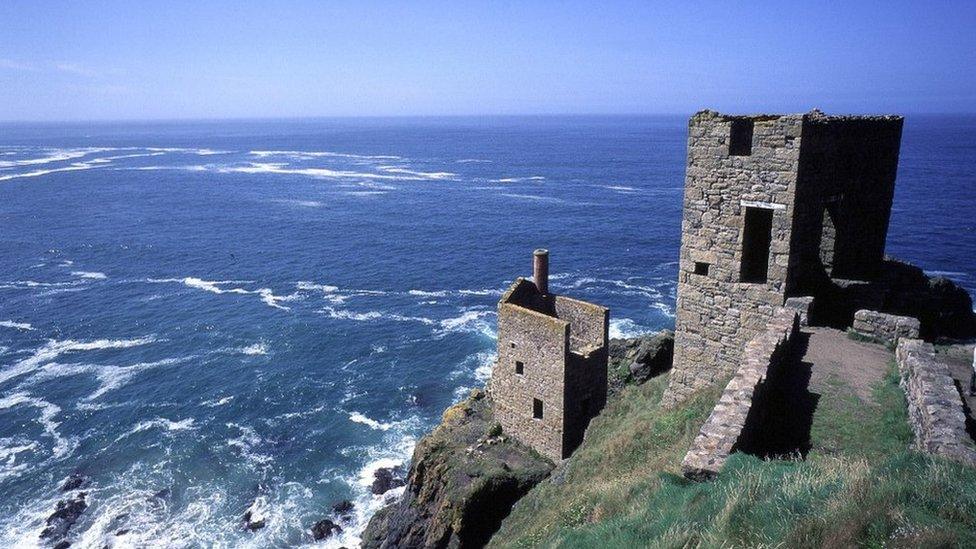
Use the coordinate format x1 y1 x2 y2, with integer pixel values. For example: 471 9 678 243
359 389 552 549
361 333 674 548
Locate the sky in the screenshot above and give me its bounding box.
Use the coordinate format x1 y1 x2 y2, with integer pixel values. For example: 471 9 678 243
1 1 975 121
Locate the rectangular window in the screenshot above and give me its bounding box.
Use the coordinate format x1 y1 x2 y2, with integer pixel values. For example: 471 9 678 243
533 398 544 419
515 361 524 375
740 207 774 283
694 262 710 276
729 119 754 156
510 342 516 349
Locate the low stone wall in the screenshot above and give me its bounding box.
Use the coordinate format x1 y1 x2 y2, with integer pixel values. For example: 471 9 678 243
681 307 800 480
896 338 976 466
784 296 814 327
852 309 920 346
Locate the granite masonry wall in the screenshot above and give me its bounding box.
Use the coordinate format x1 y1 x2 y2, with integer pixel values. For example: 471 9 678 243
896 338 976 466
665 110 903 407
852 309 920 346
681 307 800 480
492 278 608 462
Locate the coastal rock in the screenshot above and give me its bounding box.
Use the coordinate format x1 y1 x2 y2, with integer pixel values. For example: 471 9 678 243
361 389 553 549
608 330 674 395
370 466 406 495
311 518 342 540
877 258 976 340
243 496 268 531
60 473 86 492
332 499 355 519
40 492 87 544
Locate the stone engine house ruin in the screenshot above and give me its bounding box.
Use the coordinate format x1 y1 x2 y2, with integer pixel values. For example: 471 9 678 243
665 110 904 406
492 250 609 461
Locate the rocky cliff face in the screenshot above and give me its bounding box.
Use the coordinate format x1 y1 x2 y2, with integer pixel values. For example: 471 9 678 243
361 332 675 549
360 389 552 549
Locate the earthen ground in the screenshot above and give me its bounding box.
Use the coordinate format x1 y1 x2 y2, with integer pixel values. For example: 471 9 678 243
801 327 893 403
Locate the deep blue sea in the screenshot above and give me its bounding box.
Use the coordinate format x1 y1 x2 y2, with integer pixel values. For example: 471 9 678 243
0 115 974 547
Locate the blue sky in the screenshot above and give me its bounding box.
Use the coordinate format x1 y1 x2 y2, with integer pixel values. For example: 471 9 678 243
1 1 974 121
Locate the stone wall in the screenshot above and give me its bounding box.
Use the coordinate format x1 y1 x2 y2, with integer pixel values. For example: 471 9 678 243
666 110 903 407
495 279 570 462
895 338 976 466
852 309 920 346
666 111 803 407
493 278 609 462
681 307 800 480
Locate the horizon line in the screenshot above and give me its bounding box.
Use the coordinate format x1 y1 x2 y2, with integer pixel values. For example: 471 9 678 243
3 110 976 125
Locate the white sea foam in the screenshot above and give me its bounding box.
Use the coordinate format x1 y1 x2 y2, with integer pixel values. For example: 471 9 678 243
0 148 104 168
408 289 448 297
490 176 546 183
0 160 107 182
226 422 273 468
70 270 107 280
203 395 234 407
249 149 401 160
129 417 196 434
149 277 294 310
601 184 638 192
319 306 435 325
240 342 268 356
271 198 325 208
0 392 73 459
376 166 457 180
609 317 650 339
0 336 156 386
458 288 504 296
437 309 496 339
348 412 394 431
26 356 186 403
0 437 38 482
0 320 33 331
499 193 564 203
456 158 492 163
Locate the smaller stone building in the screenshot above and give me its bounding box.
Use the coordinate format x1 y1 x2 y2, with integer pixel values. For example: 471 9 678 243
492 250 609 461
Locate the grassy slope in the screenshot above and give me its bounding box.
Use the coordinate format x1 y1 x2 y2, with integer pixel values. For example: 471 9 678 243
491 362 976 548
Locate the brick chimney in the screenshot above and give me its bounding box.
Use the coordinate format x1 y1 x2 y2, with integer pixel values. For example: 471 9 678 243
533 249 549 295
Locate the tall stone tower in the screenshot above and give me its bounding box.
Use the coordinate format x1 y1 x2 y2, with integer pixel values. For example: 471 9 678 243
664 110 903 407
492 250 609 461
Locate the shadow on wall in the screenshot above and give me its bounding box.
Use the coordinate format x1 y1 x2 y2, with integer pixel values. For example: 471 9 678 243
733 330 820 460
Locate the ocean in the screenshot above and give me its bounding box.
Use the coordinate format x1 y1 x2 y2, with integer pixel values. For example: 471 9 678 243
1 115 974 547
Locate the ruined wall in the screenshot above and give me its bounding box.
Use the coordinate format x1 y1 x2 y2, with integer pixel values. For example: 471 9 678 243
681 308 800 479
851 309 920 346
896 338 976 466
666 111 803 407
494 279 569 462
553 296 607 352
553 295 609 455
787 113 904 294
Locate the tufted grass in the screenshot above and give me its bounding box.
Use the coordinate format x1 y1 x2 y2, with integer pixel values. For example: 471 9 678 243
490 362 976 548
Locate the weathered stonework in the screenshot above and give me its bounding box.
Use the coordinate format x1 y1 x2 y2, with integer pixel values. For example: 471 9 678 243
896 338 976 466
852 309 920 346
784 296 814 327
666 110 903 407
492 254 609 462
681 307 800 479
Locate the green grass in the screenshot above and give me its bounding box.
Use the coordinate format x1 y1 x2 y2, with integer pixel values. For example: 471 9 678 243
490 361 976 548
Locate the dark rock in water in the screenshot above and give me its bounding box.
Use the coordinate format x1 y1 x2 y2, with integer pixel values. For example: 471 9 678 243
311 518 342 540
40 492 87 544
332 499 355 518
115 528 130 536
53 541 71 549
861 258 975 340
243 496 268 531
370 466 406 495
361 389 553 549
60 473 86 492
151 488 170 500
608 330 675 395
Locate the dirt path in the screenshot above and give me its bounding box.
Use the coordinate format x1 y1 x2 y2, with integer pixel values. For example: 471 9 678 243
801 327 893 403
